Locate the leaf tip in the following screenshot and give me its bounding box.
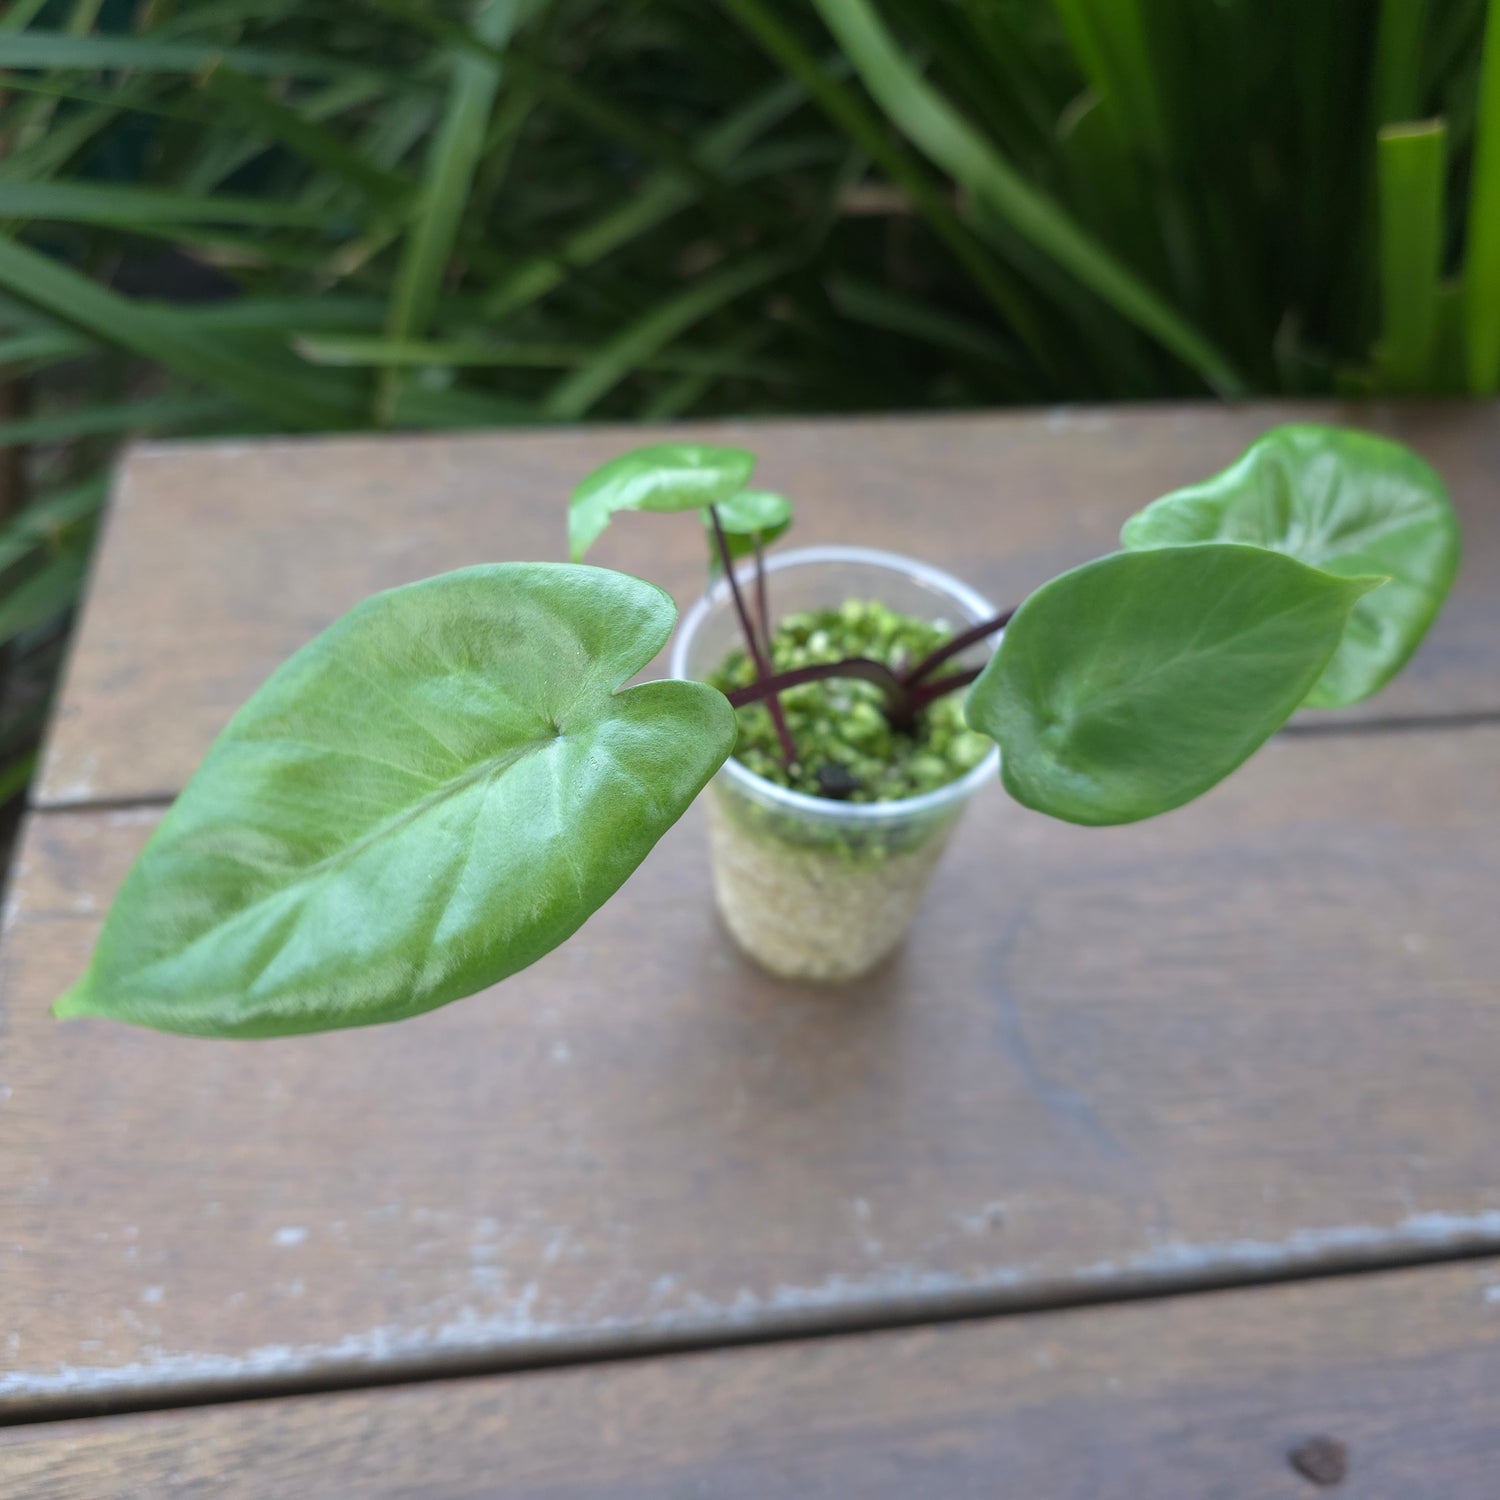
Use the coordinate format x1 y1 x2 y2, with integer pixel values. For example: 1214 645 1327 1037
566 512 599 564
52 982 94 1022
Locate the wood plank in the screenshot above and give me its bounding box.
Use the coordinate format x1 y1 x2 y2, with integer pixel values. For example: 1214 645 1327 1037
4 725 1498 1415
5 1260 1500 1497
33 400 1500 809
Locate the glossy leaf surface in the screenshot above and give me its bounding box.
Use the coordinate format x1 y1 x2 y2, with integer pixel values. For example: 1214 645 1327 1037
703 487 792 571
56 565 735 1037
968 544 1381 826
568 442 755 561
1121 424 1459 707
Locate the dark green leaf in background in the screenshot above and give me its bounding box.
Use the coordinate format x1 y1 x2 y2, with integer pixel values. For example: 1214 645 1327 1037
55 564 736 1037
1120 425 1460 707
968 544 1382 826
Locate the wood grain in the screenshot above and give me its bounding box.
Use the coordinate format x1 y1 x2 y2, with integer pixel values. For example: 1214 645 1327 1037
4 725 1498 1415
32 401 1500 808
5 1260 1500 1497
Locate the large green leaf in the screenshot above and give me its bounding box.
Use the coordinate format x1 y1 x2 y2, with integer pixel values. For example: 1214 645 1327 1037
568 442 755 561
1120 425 1460 708
56 565 735 1038
703 487 792 572
968 544 1382 826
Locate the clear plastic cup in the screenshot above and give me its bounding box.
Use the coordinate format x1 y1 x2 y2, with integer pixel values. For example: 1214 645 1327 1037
671 546 1002 983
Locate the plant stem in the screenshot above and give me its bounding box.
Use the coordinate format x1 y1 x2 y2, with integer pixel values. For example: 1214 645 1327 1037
902 608 1013 685
724 655 910 710
724 630 998 725
752 530 771 657
906 665 983 715
709 505 796 764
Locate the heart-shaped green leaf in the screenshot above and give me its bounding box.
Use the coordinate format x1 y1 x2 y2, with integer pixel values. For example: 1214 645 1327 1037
569 442 755 561
1120 424 1459 708
55 565 735 1037
702 488 793 572
967 544 1382 826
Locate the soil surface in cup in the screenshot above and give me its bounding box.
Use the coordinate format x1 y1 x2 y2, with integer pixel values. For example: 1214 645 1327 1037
707 599 992 803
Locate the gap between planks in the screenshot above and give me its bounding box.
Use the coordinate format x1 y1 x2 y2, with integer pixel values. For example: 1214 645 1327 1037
27 708 1500 820
4 1230 1500 1431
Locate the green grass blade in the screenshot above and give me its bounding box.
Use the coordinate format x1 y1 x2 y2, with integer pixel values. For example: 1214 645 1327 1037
0 551 88 647
807 0 1247 395
721 0 1062 387
106 222 379 280
148 0 315 37
0 393 238 446
0 32 386 79
1427 0 1486 91
0 750 38 807
826 273 1026 373
496 56 746 214
178 73 392 197
0 476 107 572
1428 280 1472 392
479 73 806 320
1374 0 1432 126
295 332 795 379
0 0 54 32
0 235 356 428
1376 120 1448 390
541 251 793 420
0 182 346 228
297 89 437 216
637 326 776 421
390 383 541 428
0 0 105 149
0 73 207 125
200 67 415 207
1052 0 1169 156
1464 0 1500 391
0 83 172 183
164 297 387 333
0 329 90 366
379 0 523 423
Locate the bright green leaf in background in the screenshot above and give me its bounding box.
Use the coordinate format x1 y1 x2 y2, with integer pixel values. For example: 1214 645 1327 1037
568 442 755 561
55 565 735 1037
968 544 1383 826
702 487 792 572
1120 425 1459 708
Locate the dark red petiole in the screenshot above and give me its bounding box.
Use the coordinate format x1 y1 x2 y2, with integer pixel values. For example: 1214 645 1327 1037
901 608 1015 686
725 656 909 711
709 506 796 765
752 532 772 660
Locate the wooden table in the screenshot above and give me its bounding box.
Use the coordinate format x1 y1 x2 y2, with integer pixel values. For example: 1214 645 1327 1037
3 402 1498 1494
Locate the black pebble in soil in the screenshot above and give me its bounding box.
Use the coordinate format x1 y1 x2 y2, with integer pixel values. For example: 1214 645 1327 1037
1288 1435 1348 1487
815 764 862 800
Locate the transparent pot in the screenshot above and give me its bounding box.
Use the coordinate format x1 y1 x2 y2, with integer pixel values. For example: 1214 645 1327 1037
671 546 1001 983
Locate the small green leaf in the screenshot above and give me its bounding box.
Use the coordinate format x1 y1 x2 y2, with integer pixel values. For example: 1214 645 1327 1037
1120 424 1460 708
569 442 755 561
56 565 735 1037
968 544 1382 826
702 488 792 572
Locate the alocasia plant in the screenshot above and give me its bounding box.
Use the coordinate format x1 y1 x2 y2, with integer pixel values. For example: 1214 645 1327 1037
55 426 1459 1037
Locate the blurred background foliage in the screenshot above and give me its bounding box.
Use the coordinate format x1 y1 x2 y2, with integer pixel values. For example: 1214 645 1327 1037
0 0 1497 833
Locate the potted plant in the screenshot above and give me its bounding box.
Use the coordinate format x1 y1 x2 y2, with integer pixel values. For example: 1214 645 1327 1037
54 425 1459 1036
